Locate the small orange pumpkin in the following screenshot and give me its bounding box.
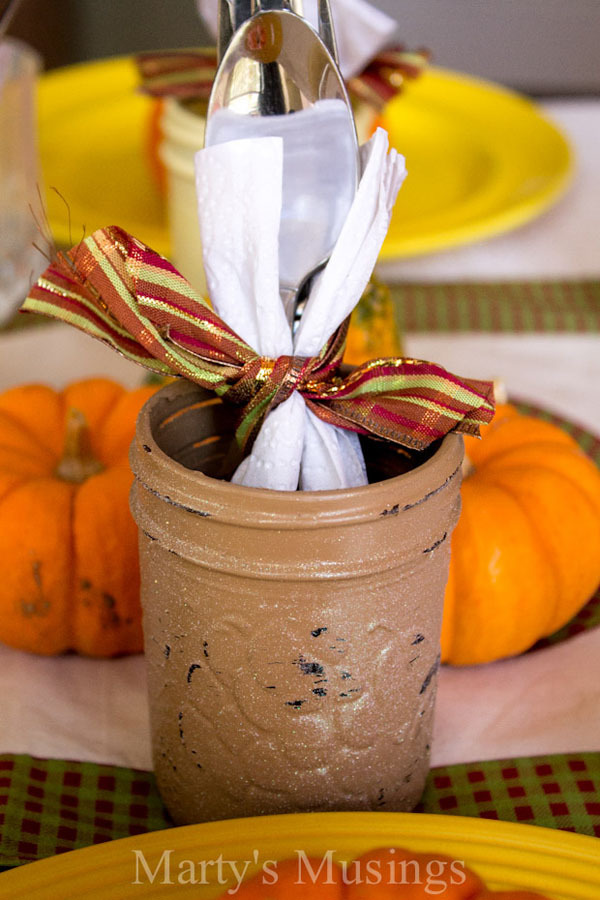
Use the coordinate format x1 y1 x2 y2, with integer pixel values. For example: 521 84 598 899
228 857 344 898
0 378 157 657
217 849 555 899
442 404 600 665
345 847 484 899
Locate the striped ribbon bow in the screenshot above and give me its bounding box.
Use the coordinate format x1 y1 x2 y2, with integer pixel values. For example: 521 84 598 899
22 227 494 453
135 45 430 111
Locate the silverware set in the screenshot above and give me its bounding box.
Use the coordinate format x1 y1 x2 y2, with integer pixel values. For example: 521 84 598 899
206 0 360 328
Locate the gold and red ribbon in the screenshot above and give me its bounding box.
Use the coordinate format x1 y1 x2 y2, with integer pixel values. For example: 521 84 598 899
22 226 494 453
135 45 431 111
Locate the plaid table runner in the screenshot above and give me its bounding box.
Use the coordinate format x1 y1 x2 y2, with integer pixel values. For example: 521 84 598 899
389 279 600 333
1 294 598 870
0 752 598 869
3 280 599 335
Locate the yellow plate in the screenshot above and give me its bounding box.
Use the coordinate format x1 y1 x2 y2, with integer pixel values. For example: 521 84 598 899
0 812 598 898
379 68 573 259
37 58 572 260
38 57 167 254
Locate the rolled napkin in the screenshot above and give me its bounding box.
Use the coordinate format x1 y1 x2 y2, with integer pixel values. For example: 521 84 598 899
22 227 494 488
195 0 398 80
22 231 494 492
204 101 358 308
195 128 404 490
22 131 493 492
23 132 493 491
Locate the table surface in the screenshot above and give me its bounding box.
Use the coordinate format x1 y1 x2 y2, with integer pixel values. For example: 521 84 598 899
0 98 598 777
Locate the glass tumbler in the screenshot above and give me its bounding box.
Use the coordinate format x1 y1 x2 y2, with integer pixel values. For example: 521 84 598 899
0 39 44 325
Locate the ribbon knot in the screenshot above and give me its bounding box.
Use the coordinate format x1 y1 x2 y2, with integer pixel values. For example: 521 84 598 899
224 354 310 403
22 226 495 457
275 355 315 400
220 352 339 448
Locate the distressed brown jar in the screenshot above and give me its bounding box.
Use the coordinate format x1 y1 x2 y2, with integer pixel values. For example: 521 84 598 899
130 379 463 825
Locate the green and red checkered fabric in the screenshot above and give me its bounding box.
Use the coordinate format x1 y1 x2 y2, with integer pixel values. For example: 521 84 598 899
0 752 598 869
390 280 600 333
6 279 600 335
0 755 170 868
418 754 600 836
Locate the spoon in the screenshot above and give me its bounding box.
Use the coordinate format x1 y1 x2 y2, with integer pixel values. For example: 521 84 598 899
205 5 359 327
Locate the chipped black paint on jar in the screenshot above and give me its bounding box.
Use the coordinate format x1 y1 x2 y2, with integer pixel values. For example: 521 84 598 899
130 380 463 825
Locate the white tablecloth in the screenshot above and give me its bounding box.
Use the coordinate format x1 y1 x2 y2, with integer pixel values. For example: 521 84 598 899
0 99 598 772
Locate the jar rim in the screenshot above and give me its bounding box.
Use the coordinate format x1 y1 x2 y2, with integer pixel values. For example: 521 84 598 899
131 379 464 528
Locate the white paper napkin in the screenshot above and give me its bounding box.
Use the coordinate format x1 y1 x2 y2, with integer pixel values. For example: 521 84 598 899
205 101 359 302
195 127 405 491
196 0 398 79
301 0 398 78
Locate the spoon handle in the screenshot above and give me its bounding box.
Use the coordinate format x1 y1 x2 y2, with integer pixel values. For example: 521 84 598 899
232 0 255 29
218 0 261 62
317 0 339 64
216 0 235 62
259 0 303 10
218 0 310 61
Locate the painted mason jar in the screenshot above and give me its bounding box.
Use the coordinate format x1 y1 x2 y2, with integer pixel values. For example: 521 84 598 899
130 379 463 824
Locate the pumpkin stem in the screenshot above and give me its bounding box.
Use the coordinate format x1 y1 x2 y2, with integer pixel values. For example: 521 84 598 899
461 456 474 478
55 407 104 484
493 378 508 405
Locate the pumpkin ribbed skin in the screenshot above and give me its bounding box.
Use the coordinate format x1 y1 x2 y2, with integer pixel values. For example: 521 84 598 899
229 857 344 898
219 849 550 898
441 405 600 665
0 378 157 657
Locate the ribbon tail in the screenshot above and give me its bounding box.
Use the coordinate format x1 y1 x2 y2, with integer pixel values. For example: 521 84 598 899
135 45 429 109
22 246 175 379
303 359 495 450
22 226 255 391
135 47 218 99
21 228 494 467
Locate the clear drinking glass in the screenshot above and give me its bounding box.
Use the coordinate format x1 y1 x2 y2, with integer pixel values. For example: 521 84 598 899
0 39 44 325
